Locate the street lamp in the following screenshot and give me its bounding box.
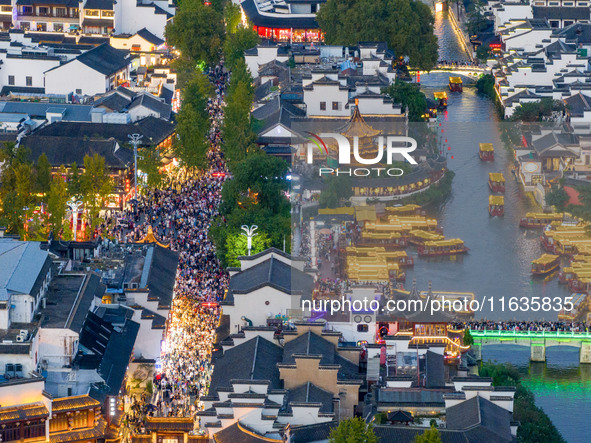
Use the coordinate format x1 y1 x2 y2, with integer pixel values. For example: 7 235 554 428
241 225 258 256
128 133 143 203
66 196 83 241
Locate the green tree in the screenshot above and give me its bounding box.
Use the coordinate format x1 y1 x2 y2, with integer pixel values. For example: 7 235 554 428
545 187 570 210
319 175 353 208
211 154 291 266
225 231 272 266
511 98 565 122
383 79 428 122
68 162 81 196
165 0 225 67
413 425 442 443
476 44 492 62
46 167 70 237
328 417 378 443
317 0 438 71
223 26 259 71
224 2 242 34
465 0 488 36
175 69 214 169
475 73 496 101
223 82 258 166
35 152 52 195
80 154 113 236
137 147 164 190
463 328 474 346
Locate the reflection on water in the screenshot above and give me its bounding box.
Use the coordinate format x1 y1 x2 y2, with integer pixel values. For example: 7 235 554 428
422 10 591 441
484 346 591 443
406 81 566 321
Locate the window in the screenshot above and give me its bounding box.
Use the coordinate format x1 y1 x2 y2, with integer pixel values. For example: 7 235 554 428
75 89 82 94
26 76 32 86
548 1 559 4
38 6 49 15
579 1 588 5
102 10 114 17
320 101 326 110
564 20 574 27
549 20 560 27
20 21 30 30
85 9 99 16
357 324 369 332
54 23 63 32
533 1 545 4
21 6 32 15
564 1 574 4
8 75 14 85
332 101 341 110
0 6 11 12
55 7 66 17
37 22 46 31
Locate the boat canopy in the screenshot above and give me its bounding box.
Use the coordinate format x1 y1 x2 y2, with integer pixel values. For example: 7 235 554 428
479 143 494 152
489 195 504 206
532 254 559 265
449 77 463 84
434 92 448 99
424 239 464 247
489 172 505 182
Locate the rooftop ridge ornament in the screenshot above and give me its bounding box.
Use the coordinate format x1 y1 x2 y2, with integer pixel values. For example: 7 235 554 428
137 225 170 248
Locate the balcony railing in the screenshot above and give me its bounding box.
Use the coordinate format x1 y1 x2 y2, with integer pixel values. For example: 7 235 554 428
18 11 79 18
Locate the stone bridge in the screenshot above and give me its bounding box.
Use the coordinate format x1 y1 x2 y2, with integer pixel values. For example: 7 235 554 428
469 329 591 363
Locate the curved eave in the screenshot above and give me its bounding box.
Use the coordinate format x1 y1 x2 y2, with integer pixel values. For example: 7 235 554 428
242 0 319 29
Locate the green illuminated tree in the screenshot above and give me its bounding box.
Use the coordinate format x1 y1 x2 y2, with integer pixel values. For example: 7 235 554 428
225 231 272 266
383 79 428 122
35 152 52 195
46 167 70 237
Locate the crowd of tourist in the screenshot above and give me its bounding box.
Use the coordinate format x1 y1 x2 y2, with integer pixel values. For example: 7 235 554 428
457 320 589 332
112 61 231 432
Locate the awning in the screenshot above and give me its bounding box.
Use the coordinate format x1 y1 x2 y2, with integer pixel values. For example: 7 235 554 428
82 18 113 27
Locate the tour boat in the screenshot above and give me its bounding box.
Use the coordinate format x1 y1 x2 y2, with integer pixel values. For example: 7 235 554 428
488 172 505 193
434 91 448 109
519 212 564 228
479 143 494 161
531 254 560 275
449 76 463 92
407 229 445 246
488 195 504 217
417 239 468 256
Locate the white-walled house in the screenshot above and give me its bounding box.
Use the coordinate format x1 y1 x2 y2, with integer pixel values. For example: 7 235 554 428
113 0 174 40
245 42 290 78
222 248 311 334
44 44 131 96
0 51 61 92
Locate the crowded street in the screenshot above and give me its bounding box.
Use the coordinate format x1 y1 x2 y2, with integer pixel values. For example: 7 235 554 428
115 62 231 434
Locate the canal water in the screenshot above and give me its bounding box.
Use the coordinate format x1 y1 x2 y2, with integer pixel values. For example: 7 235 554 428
413 8 591 442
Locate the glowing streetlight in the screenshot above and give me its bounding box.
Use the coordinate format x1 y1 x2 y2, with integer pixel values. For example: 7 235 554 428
241 225 258 256
66 196 83 241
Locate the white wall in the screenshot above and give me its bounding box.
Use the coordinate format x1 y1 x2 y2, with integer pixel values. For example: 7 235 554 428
0 378 45 407
245 47 289 78
130 310 164 360
44 60 107 95
502 29 553 52
495 7 533 32
304 84 349 117
225 287 294 333
0 54 60 89
38 328 78 369
114 1 169 39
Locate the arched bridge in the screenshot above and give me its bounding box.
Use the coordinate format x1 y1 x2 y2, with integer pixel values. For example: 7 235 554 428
469 329 591 363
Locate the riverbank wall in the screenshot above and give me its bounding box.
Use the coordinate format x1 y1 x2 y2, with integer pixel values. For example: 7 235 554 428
447 4 475 62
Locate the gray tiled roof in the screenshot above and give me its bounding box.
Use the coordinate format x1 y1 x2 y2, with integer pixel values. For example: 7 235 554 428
288 382 334 413
225 257 313 303
209 336 283 394
446 396 513 442
0 239 50 301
